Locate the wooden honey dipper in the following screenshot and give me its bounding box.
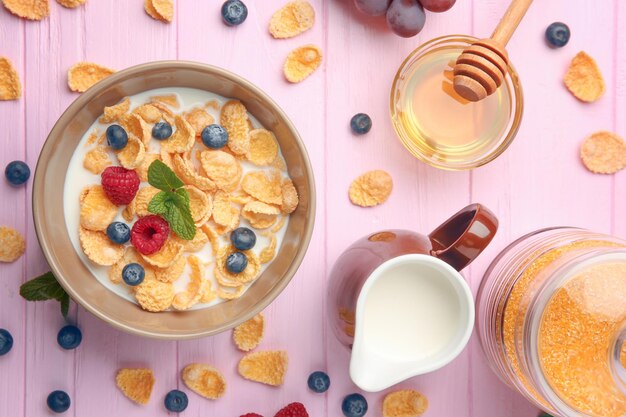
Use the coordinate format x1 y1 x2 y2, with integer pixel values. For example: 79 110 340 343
453 0 533 102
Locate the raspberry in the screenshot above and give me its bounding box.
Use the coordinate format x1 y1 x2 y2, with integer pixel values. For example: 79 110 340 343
101 166 140 205
130 215 170 255
241 414 263 417
275 403 309 417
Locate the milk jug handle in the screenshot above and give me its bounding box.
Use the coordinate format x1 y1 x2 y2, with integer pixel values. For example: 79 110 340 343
428 204 498 271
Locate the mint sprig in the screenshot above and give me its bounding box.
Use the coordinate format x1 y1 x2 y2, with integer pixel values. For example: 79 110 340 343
20 271 70 317
147 160 196 240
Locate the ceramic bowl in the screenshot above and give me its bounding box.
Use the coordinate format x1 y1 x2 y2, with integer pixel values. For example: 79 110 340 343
33 61 316 340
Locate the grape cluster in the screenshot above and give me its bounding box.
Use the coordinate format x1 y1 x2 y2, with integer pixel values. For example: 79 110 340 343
353 0 456 38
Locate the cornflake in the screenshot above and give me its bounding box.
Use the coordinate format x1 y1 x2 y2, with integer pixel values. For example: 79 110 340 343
199 150 242 192
136 154 161 182
284 45 322 83
564 51 605 103
100 98 130 123
116 368 155 405
269 1 315 39
2 0 49 20
220 100 250 156
241 170 283 205
68 62 115 93
134 279 175 312
171 256 203 310
150 94 179 108
151 0 173 22
161 115 195 153
116 134 146 169
131 186 160 218
185 108 214 136
0 57 22 100
79 185 118 231
247 129 279 166
349 170 393 207
56 0 85 8
120 113 152 146
140 238 184 269
242 201 280 229
182 363 226 400
153 254 186 283
280 178 298 214
382 390 429 417
215 245 260 284
172 154 216 191
109 247 155 284
132 104 162 123
238 351 288 386
79 227 124 266
183 185 212 226
83 146 112 175
580 131 626 174
233 313 264 351
0 226 25 263
259 234 277 264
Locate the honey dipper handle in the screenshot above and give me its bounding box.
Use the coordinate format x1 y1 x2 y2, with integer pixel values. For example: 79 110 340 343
490 0 534 46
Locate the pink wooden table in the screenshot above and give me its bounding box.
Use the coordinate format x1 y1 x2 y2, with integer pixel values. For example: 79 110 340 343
1 0 624 415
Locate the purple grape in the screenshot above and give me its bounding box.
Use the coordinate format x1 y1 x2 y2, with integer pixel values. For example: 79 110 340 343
386 0 425 38
419 0 456 13
354 0 391 16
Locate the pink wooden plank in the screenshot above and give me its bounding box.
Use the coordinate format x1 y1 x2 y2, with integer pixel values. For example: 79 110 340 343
470 1 618 416
0 7 26 417
176 1 329 415
614 0 626 238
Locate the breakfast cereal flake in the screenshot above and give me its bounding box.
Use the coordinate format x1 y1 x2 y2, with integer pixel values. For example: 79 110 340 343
151 101 175 124
83 146 112 175
150 94 179 108
172 256 202 310
216 245 260 284
199 150 242 192
2 0 49 20
280 179 298 214
144 0 161 20
0 57 22 100
132 186 160 218
349 170 393 207
67 62 115 93
212 191 237 227
140 238 184 268
151 0 173 22
136 154 161 182
220 100 250 156
238 351 288 386
100 97 130 123
259 234 277 264
182 363 226 400
580 131 626 174
183 185 212 226
269 0 315 39
134 278 175 312
0 226 25 263
116 134 146 169
120 113 152 146
79 227 124 266
242 201 280 229
161 115 195 153
382 390 429 417
564 51 605 103
185 108 214 136
153 254 186 283
217 283 245 300
132 103 162 123
79 185 118 231
115 368 155 405
241 170 283 205
173 228 209 253
233 313 264 352
172 154 216 192
56 0 85 8
246 129 279 166
284 45 322 83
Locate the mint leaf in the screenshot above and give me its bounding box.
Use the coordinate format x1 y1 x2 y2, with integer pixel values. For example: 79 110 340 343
174 187 190 205
20 271 70 318
165 201 196 240
148 160 184 192
148 191 171 215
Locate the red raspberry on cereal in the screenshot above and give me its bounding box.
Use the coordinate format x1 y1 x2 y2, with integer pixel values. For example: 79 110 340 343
101 166 140 205
274 403 309 417
131 215 170 255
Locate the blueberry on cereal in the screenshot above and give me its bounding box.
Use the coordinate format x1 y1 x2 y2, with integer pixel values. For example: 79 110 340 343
57 325 82 350
106 222 131 244
122 263 145 287
4 160 30 186
106 124 129 150
164 389 188 412
230 227 256 251
152 121 173 140
201 124 229 149
0 329 13 356
226 252 248 274
221 0 248 26
47 390 71 413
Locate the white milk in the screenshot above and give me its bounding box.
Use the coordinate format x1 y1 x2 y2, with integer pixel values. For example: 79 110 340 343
63 87 290 310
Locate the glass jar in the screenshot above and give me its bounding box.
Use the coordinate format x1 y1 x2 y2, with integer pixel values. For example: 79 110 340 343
477 227 626 417
390 35 523 170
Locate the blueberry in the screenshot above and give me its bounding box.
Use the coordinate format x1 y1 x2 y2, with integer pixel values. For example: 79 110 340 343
106 124 128 150
57 325 82 350
350 113 372 135
221 0 248 26
230 227 256 251
342 393 368 417
164 389 188 412
307 371 330 393
106 222 130 244
0 329 13 356
226 252 248 274
545 22 570 48
152 121 173 140
122 263 145 287
4 160 30 186
201 124 229 149
47 390 71 413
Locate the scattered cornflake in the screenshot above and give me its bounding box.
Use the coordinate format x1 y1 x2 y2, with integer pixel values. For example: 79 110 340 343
120 113 152 146
83 146 112 175
136 153 161 182
150 94 179 108
220 100 250 156
172 153 216 191
171 255 202 310
349 170 393 207
280 178 298 214
100 97 130 123
56 0 85 8
67 62 115 93
132 186 160 218
215 245 260 285
79 185 118 231
79 227 124 266
284 45 322 83
580 131 626 174
0 57 22 100
241 170 283 205
382 390 429 417
564 51 605 103
182 363 226 400
144 0 161 20
161 115 195 153
115 368 155 405
242 201 280 229
246 129 279 166
151 0 173 22
116 134 146 169
134 278 175 312
233 313 264 352
109 247 155 284
269 0 315 39
153 254 186 283
0 226 25 263
132 103 162 123
185 108 214 136
199 150 242 192
140 238 184 269
259 234 277 264
2 0 49 20
238 351 288 386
